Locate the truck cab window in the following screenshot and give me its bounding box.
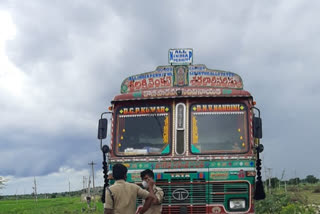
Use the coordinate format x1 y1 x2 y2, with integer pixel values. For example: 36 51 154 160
190 103 248 154
115 105 171 156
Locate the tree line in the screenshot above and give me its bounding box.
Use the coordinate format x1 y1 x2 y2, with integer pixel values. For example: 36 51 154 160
266 174 319 188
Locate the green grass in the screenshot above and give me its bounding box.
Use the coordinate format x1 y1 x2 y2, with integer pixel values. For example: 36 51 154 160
284 183 320 205
1 184 319 214
0 197 104 214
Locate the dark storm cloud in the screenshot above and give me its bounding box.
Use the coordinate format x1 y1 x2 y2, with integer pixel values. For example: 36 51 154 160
0 131 101 177
5 1 111 69
1 0 320 191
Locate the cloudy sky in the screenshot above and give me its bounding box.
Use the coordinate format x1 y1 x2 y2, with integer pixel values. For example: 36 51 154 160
0 0 319 195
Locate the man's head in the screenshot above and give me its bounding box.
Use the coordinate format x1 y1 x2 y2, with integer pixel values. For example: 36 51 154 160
140 169 154 181
112 164 128 180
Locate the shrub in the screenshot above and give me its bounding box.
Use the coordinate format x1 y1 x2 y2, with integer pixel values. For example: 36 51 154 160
280 203 315 214
313 186 320 193
302 184 312 191
255 190 316 214
255 193 290 214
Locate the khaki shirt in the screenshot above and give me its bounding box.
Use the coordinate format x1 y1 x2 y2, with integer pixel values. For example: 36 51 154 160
104 180 149 214
144 186 164 214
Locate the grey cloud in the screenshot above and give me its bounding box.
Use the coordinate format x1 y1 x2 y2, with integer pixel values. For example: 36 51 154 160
0 1 9 9
0 132 101 177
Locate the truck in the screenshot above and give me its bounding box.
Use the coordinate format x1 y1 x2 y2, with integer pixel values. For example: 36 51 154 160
98 49 265 214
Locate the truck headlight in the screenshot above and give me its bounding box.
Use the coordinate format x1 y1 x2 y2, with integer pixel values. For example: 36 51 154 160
229 198 246 210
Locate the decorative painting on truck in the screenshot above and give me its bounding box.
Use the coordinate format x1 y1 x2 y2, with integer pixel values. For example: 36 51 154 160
120 65 243 94
120 67 174 93
189 65 243 89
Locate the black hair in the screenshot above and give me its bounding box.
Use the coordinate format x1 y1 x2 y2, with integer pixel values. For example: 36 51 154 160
140 169 154 179
112 164 128 180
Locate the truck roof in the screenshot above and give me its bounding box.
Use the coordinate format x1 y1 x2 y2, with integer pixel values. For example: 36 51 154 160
113 64 252 101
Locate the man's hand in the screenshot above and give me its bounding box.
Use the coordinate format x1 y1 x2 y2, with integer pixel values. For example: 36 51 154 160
146 178 158 204
147 177 155 190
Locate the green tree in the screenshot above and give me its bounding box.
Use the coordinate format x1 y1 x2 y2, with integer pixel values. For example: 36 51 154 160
288 177 300 185
305 175 318 184
270 177 280 188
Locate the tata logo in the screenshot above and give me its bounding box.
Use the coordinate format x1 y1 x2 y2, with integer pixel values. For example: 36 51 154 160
172 188 189 201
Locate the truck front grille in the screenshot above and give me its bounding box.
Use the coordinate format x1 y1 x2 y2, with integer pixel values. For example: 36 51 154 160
137 180 249 206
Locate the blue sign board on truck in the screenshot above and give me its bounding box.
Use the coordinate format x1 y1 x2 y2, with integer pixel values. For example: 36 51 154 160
168 48 193 65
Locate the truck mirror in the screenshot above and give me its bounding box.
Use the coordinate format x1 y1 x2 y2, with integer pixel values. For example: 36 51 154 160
253 117 262 139
98 118 108 139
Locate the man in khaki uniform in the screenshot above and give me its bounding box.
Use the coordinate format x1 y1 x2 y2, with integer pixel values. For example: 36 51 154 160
140 169 164 214
104 164 156 214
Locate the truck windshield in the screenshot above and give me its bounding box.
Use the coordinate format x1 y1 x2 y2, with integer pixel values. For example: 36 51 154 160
115 106 171 156
190 103 248 154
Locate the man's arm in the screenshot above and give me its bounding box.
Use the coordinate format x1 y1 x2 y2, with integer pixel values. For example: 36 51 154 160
138 196 153 214
147 178 156 203
138 178 156 214
104 187 114 214
153 187 164 205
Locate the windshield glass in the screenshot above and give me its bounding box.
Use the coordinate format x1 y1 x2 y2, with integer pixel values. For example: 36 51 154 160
190 103 248 154
115 105 171 156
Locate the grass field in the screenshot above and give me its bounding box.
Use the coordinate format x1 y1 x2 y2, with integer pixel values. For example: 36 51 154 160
0 197 104 214
309 191 320 204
